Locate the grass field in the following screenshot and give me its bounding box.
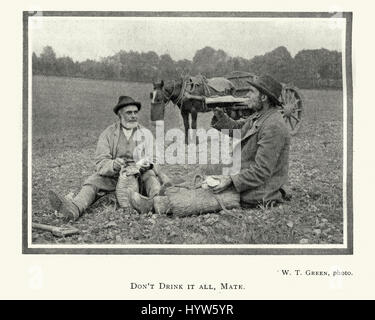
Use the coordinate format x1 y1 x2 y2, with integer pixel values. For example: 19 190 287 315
31 75 345 245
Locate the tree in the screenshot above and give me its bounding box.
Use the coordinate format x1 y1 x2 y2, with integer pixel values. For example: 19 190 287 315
176 59 193 77
192 46 230 77
223 56 252 76
56 56 77 77
293 49 342 88
32 44 342 89
248 46 294 83
32 52 40 74
79 59 103 79
101 56 122 79
39 46 57 75
143 51 160 67
159 54 177 79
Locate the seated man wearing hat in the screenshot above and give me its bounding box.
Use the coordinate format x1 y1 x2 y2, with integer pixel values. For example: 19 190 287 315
210 75 291 206
49 96 162 220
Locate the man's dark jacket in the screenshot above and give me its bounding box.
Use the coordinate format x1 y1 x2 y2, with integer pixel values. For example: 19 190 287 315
212 108 290 204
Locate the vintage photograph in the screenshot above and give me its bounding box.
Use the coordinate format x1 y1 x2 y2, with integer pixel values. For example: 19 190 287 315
24 12 352 253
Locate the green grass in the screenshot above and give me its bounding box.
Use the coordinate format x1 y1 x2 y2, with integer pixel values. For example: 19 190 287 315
31 75 344 245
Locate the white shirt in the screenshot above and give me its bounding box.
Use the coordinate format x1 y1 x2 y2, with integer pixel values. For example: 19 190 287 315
122 127 133 140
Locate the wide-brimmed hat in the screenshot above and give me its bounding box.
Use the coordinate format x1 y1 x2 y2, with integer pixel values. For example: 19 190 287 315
246 75 282 106
113 96 141 114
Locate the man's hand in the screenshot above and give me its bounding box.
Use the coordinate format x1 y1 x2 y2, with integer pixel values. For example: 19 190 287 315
212 175 233 193
113 158 125 172
213 108 226 120
136 158 152 172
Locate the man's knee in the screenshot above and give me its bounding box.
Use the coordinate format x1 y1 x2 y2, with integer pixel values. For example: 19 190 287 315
83 173 117 191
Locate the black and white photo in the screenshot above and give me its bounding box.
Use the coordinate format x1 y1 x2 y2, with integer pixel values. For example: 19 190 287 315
24 12 352 254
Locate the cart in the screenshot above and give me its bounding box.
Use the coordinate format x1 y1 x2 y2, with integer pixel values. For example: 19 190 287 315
226 71 303 135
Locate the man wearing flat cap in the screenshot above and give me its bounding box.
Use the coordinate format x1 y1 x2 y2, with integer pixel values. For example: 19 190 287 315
49 96 163 220
210 74 291 206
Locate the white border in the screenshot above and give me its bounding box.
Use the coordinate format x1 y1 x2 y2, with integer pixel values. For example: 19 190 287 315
27 15 349 251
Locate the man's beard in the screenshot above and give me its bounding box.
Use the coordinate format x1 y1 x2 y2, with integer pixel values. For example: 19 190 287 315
122 121 138 129
252 96 263 112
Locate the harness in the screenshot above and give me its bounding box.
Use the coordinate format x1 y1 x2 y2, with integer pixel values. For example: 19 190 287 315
158 76 216 114
175 79 188 105
160 79 188 107
161 80 176 103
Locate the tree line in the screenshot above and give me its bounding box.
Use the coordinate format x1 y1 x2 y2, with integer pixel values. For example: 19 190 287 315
32 45 342 89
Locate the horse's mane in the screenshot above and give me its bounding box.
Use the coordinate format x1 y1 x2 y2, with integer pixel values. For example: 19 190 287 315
162 78 184 104
163 78 183 90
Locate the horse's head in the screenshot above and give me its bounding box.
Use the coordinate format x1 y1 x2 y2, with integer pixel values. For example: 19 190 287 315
150 80 165 104
150 79 184 105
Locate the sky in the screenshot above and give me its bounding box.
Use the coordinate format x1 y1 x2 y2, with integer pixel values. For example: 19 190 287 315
30 17 345 62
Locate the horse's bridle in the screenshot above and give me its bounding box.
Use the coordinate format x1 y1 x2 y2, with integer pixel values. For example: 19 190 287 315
160 79 187 106
160 80 176 104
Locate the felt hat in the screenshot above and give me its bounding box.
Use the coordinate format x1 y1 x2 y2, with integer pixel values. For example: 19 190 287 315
246 75 283 106
113 96 141 114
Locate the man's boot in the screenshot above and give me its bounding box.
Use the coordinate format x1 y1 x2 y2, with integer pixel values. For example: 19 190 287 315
48 190 80 221
129 191 154 214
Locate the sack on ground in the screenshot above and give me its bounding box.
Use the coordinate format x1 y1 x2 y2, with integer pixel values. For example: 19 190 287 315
116 166 140 208
154 187 240 217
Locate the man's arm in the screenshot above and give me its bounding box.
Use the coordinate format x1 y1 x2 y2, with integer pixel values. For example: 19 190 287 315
94 130 119 177
211 108 246 135
230 122 287 192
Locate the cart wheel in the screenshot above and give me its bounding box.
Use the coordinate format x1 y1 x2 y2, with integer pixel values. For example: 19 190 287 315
280 86 303 135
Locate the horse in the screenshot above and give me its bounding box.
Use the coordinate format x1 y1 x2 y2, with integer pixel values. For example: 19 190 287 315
150 76 236 144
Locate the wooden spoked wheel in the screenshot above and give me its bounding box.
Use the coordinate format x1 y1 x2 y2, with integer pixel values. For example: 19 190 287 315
280 86 303 135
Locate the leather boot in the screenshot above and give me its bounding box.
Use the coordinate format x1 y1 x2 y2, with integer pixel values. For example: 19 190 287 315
129 191 154 214
48 190 80 221
72 185 98 213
